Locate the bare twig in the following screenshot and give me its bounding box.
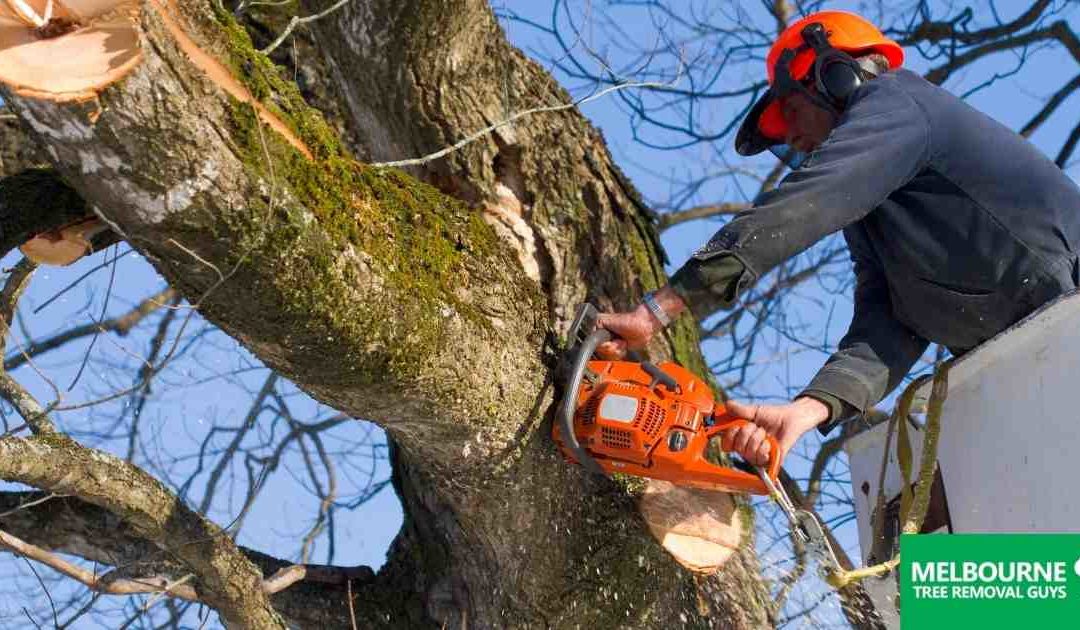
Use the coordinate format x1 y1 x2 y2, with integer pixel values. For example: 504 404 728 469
0 528 200 601
0 258 36 355
347 579 358 630
658 202 749 231
0 527 320 606
371 77 683 169
5 288 177 371
260 0 353 55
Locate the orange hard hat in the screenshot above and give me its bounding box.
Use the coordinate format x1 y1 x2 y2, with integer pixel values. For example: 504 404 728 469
736 11 904 156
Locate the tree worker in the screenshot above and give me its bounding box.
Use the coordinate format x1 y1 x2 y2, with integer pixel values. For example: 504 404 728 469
597 10 1080 467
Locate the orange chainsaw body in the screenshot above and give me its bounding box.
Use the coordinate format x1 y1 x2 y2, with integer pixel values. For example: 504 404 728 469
553 358 779 495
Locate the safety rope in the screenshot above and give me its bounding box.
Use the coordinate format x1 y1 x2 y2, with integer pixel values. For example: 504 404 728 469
824 358 951 589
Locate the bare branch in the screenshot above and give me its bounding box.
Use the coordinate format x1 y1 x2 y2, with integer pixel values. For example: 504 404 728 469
658 202 749 231
1020 72 1080 137
897 0 1054 46
1056 118 1080 168
371 77 684 168
0 435 288 628
0 527 200 601
260 0 354 55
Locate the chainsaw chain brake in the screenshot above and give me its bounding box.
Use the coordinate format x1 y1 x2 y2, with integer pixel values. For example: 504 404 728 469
758 468 844 581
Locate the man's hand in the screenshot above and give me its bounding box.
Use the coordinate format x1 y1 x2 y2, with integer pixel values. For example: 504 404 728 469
596 286 687 359
721 397 830 466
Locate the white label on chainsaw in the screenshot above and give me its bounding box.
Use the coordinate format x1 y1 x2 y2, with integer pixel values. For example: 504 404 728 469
599 394 639 424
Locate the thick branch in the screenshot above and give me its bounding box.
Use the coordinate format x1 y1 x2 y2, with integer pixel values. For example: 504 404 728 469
0 436 287 628
3 1 770 627
0 491 382 628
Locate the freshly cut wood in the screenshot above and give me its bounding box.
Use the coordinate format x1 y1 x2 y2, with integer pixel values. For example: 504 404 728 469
19 215 104 265
638 479 743 573
0 0 140 102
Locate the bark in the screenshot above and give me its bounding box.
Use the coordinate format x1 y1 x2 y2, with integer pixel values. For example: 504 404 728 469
0 114 47 176
0 1 774 627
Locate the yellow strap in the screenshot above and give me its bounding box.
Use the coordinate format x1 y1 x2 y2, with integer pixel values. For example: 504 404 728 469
824 359 951 590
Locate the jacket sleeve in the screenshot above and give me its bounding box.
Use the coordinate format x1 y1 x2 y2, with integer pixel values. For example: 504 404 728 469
800 227 929 436
669 72 931 319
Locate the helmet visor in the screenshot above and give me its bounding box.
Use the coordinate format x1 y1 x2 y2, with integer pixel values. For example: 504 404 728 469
735 88 783 156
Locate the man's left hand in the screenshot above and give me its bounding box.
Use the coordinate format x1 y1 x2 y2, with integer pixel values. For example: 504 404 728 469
721 397 830 467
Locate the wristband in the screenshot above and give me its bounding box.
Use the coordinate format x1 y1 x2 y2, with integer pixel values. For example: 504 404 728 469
642 291 672 328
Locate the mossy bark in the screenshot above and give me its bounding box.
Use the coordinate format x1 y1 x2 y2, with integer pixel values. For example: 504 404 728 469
1 1 774 628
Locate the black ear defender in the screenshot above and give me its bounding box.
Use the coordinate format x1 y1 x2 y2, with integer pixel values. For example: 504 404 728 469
801 22 868 109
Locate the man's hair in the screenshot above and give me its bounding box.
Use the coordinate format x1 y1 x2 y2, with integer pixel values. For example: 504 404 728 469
856 52 892 78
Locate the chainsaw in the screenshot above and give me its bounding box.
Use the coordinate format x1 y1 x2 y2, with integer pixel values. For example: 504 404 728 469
553 304 843 577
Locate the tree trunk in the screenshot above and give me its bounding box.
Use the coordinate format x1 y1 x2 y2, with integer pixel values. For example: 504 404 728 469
0 1 774 627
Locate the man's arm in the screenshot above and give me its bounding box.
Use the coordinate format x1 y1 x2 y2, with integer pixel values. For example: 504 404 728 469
801 227 930 435
670 73 931 321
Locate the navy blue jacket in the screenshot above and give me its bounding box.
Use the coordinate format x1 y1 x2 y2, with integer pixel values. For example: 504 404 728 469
670 68 1080 434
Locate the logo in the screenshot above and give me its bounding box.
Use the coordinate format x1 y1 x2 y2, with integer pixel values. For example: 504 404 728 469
902 534 1080 627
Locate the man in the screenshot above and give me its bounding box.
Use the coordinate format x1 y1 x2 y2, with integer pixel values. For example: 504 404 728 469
599 11 1080 467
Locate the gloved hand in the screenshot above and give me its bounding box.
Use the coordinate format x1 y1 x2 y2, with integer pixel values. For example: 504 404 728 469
720 398 830 466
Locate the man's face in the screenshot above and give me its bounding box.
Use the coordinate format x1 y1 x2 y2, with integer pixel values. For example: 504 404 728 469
778 86 836 153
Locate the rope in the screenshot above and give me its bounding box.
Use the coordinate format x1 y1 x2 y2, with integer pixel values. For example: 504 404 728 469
825 358 952 589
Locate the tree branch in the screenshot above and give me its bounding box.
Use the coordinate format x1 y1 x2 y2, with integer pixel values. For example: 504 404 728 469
1020 72 1080 137
3 287 177 372
897 0 1054 46
658 202 749 231
1056 118 1080 168
0 436 288 628
0 491 379 628
925 21 1080 86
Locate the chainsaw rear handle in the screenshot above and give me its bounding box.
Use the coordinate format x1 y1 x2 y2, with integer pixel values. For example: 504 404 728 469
706 418 781 483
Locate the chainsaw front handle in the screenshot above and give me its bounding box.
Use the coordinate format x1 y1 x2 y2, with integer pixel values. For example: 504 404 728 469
558 327 611 475
705 418 781 484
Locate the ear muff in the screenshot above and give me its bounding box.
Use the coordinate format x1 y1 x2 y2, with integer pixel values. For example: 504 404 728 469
800 22 868 109
814 51 864 107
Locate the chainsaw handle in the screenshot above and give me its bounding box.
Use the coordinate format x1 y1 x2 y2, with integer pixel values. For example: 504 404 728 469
706 418 781 482
641 360 680 393
558 327 610 475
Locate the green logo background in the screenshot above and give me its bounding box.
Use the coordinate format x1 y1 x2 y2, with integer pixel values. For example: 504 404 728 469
901 533 1080 628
